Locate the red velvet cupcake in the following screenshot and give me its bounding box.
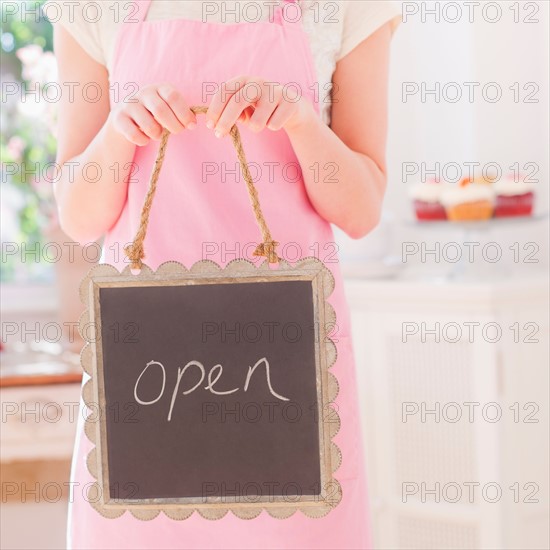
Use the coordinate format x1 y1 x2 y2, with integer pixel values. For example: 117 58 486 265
409 180 447 221
494 176 535 217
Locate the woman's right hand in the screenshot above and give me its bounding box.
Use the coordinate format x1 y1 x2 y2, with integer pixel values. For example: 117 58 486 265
111 83 197 146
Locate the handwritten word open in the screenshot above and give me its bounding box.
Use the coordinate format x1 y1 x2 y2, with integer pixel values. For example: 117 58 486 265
133 357 290 422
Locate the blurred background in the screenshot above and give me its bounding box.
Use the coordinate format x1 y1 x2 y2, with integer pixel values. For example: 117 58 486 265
1 1 548 549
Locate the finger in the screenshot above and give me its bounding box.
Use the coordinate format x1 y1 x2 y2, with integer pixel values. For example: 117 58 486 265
127 102 164 140
247 87 282 133
115 113 150 146
214 81 264 137
140 91 186 134
206 75 249 130
265 102 296 131
157 85 197 129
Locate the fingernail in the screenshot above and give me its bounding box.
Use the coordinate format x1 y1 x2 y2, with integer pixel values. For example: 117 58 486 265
187 122 196 130
206 120 214 129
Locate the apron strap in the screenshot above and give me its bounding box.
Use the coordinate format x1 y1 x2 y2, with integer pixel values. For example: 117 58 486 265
135 0 153 22
125 106 281 270
275 0 302 26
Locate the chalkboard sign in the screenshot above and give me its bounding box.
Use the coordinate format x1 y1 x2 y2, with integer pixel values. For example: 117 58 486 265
80 258 341 520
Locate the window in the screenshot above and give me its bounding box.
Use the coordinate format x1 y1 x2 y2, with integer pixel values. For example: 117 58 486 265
2 0 56 284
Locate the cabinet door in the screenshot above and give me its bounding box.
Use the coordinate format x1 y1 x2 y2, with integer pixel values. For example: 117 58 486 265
1 384 81 462
351 306 503 550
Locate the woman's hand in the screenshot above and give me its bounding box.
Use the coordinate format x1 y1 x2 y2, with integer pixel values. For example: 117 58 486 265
205 76 315 138
111 83 198 146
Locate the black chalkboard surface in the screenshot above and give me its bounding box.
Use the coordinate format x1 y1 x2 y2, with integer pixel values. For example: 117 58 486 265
81 259 341 520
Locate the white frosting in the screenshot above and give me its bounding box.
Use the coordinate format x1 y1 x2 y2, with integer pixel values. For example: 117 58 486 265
494 177 535 196
408 182 445 203
440 184 495 207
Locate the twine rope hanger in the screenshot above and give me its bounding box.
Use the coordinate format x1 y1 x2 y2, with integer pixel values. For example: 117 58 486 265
124 105 281 270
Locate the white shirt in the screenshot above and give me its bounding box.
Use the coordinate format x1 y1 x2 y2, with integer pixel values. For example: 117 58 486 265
44 0 400 124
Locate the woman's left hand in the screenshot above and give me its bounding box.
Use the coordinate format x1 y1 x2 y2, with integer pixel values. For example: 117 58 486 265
205 76 314 138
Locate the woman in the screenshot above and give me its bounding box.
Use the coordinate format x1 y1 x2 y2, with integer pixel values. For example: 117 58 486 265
46 0 400 548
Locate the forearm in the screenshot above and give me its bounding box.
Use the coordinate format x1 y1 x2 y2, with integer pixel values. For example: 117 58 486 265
285 101 386 239
54 114 136 244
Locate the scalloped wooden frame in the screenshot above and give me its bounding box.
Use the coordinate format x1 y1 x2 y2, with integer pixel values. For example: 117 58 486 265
79 256 342 520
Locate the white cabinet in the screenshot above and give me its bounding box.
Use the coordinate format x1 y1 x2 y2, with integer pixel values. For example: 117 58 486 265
0 382 80 550
1 383 80 463
344 277 549 550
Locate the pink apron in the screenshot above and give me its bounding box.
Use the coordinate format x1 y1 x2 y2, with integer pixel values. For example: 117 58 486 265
70 1 370 547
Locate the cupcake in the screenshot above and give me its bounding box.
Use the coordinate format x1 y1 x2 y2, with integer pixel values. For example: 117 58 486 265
409 180 447 221
493 176 535 217
440 178 495 221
